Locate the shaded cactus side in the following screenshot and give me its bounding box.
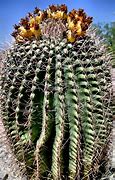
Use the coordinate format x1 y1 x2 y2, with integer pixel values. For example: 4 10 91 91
0 4 113 180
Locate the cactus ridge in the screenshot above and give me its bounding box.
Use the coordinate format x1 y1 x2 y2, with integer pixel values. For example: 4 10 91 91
0 5 113 180
35 57 52 179
51 55 65 179
5 46 37 172
64 64 81 179
73 60 95 179
90 55 113 176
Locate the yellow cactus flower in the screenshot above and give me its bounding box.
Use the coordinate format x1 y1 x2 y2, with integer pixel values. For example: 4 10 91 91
16 34 25 42
30 25 41 38
12 4 93 43
47 9 52 18
35 16 42 24
75 21 82 36
68 20 75 30
18 26 27 36
35 11 43 24
67 30 75 43
67 16 71 24
75 13 78 19
29 17 35 27
18 26 33 38
54 11 64 19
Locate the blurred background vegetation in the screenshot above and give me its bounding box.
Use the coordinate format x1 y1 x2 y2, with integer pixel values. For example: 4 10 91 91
95 22 115 67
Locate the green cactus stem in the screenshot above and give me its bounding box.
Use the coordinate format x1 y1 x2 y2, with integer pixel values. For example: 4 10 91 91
0 4 113 180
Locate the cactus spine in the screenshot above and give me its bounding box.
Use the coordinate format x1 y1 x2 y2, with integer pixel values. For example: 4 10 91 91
0 4 113 180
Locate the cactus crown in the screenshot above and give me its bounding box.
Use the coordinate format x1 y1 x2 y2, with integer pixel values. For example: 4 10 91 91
12 4 92 43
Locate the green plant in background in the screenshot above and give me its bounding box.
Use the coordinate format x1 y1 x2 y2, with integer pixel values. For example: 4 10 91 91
94 22 115 67
0 4 113 180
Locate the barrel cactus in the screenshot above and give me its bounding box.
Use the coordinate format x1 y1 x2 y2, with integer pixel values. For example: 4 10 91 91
0 4 113 180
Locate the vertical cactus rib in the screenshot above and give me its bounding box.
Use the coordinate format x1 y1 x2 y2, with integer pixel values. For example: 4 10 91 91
64 58 81 180
1 47 25 126
1 50 11 104
86 65 106 137
78 72 95 179
6 51 30 123
101 55 113 168
71 50 95 179
85 64 106 176
51 54 65 180
14 43 42 128
90 51 112 173
27 42 49 144
26 57 43 178
6 57 28 130
14 51 42 177
35 56 52 179
78 74 95 179
28 56 42 140
98 53 112 132
15 55 36 127
4 52 31 173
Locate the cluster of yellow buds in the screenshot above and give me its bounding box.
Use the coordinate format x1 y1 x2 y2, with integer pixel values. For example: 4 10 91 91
11 4 93 43
47 4 67 19
67 9 93 42
12 7 45 42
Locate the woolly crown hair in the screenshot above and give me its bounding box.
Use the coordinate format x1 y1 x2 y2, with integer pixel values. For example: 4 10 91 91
11 4 93 43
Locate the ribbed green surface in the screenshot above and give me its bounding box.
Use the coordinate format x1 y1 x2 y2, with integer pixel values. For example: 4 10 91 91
0 34 113 179
64 61 81 179
51 54 65 179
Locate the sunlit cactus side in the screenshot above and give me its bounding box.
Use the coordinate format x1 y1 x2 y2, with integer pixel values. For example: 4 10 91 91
0 4 113 180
